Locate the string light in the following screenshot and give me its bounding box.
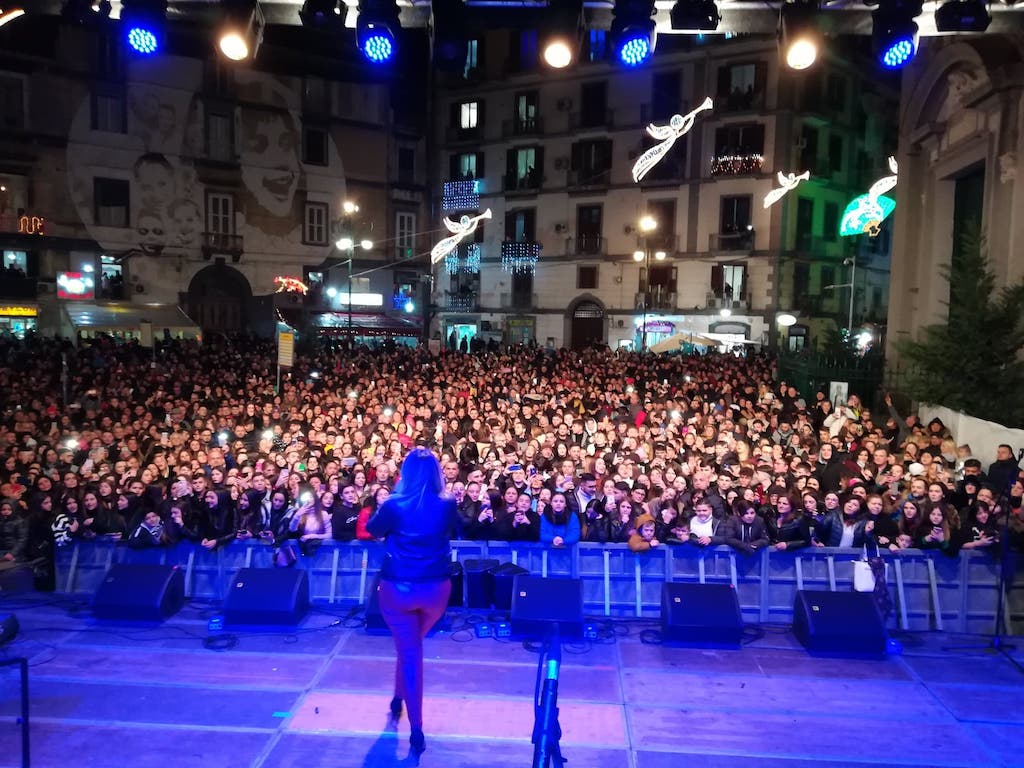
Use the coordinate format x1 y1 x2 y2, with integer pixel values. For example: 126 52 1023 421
442 180 480 212
501 241 540 275
710 154 764 176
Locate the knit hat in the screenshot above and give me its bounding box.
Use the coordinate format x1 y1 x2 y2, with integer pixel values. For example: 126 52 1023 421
635 512 655 527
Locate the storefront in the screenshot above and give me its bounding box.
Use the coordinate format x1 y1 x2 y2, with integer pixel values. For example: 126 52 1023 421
0 304 37 337
63 303 201 341
310 311 422 348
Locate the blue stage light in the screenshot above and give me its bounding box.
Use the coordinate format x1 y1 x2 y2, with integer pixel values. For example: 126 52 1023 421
127 25 159 54
881 36 915 68
362 31 394 62
617 34 651 66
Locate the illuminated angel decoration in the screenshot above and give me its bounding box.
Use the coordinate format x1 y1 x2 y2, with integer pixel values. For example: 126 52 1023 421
274 276 309 295
763 170 810 209
430 209 492 264
868 155 899 200
631 97 714 183
860 156 899 236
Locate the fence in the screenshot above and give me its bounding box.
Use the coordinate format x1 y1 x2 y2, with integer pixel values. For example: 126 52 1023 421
53 540 1024 635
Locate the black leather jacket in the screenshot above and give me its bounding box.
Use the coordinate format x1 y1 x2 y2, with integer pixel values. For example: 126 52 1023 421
367 495 458 582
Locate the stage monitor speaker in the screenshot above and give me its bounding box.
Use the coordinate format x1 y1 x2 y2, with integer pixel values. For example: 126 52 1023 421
793 589 887 656
224 568 309 626
0 613 18 646
448 561 464 608
510 575 584 638
661 582 744 648
490 562 530 612
364 573 449 636
463 558 500 609
93 564 186 621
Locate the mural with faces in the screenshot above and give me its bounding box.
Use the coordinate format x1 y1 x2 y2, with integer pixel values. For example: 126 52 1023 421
66 60 342 259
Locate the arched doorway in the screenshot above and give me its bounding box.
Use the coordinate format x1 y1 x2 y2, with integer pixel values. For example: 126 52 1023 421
187 263 252 333
570 300 605 349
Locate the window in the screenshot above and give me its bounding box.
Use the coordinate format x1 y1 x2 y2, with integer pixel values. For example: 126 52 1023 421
586 30 606 62
717 62 766 111
651 71 681 120
303 126 328 165
570 139 612 185
3 250 27 272
206 192 234 234
577 205 603 254
796 197 814 249
577 265 598 290
464 39 479 78
713 123 765 156
513 91 539 133
303 77 328 114
826 74 847 112
518 30 538 71
0 75 24 130
800 125 818 171
396 211 416 261
206 112 233 161
505 146 542 191
823 202 839 242
92 92 125 133
94 178 129 227
720 195 751 233
828 135 844 174
579 81 608 127
450 152 482 180
304 202 328 245
821 265 836 289
505 208 536 241
398 147 415 185
460 101 479 129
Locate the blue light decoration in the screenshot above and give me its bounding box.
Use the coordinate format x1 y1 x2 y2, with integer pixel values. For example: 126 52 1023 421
881 36 915 69
839 194 896 237
127 25 159 55
404 299 415 313
444 243 481 275
362 30 394 63
442 180 481 212
618 34 651 67
501 241 541 275
463 243 481 273
444 252 459 275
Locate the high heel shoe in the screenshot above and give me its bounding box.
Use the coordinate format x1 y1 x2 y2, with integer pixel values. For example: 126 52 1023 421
389 696 403 720
410 728 426 756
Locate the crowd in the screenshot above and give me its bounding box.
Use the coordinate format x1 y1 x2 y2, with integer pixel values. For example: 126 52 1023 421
0 334 1022 589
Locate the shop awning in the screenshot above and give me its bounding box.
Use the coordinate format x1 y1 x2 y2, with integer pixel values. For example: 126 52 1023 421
64 302 200 337
311 311 422 337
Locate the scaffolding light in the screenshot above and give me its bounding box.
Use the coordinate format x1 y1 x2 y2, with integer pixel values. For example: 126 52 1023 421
217 0 264 61
670 0 720 32
358 0 400 64
934 0 990 32
873 0 921 69
612 0 657 67
121 0 166 55
429 0 469 72
779 0 821 71
541 0 584 69
299 0 341 28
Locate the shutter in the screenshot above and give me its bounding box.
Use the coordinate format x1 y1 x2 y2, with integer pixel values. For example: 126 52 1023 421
670 266 678 282
752 123 766 154
449 154 460 179
505 149 516 186
449 102 459 128
600 139 613 170
570 141 582 171
639 267 648 292
477 99 486 130
476 151 486 178
534 146 544 182
717 66 730 98
711 265 724 294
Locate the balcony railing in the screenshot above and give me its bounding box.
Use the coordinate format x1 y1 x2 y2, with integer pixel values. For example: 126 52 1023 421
442 179 481 212
501 116 543 138
501 292 538 310
635 288 676 311
567 168 610 190
643 233 679 255
572 235 606 256
710 153 765 176
640 102 683 125
639 157 685 185
705 292 751 311
569 109 614 131
716 89 766 113
503 173 541 194
445 125 483 143
442 291 479 312
202 232 244 258
709 230 755 252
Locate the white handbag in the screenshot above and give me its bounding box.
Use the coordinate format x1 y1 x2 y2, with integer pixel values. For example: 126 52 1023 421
853 544 887 592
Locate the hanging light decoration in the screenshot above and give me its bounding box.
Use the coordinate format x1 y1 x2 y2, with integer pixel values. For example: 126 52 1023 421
444 252 460 275
501 241 541 275
463 243 481 273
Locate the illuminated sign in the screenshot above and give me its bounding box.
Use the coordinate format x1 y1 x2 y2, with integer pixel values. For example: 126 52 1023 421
274 276 308 294
839 194 896 237
18 215 43 235
333 292 384 307
56 271 95 300
0 305 36 317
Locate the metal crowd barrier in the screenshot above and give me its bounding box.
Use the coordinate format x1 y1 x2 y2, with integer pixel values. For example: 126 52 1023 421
53 540 1023 634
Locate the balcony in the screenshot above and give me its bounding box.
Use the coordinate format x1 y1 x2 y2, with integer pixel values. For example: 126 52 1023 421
503 172 541 194
569 109 614 131
567 167 610 191
710 153 765 177
572 235 606 256
202 232 244 261
635 287 676 312
709 230 755 252
444 125 482 143
639 157 685 186
501 117 543 138
705 292 751 311
441 179 481 212
501 241 541 273
640 102 682 125
643 233 679 255
501 292 538 310
442 291 479 313
716 89 766 114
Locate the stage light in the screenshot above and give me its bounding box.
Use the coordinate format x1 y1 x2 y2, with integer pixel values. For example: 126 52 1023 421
217 0 264 61
357 0 400 64
779 0 821 71
126 25 158 54
934 0 990 32
670 0 720 31
299 0 341 28
429 0 469 72
873 0 921 69
121 0 166 55
612 0 657 67
541 0 583 69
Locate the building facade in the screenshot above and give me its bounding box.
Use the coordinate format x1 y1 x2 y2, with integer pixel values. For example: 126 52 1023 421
430 32 899 351
887 35 1024 361
0 16 429 339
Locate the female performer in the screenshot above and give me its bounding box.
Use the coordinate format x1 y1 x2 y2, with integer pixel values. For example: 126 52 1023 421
366 447 457 756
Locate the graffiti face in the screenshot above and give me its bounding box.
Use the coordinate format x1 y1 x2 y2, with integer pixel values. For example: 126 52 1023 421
240 111 301 218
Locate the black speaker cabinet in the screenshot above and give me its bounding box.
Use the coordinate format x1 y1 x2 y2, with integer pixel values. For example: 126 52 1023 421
364 573 449 636
490 562 530 612
448 561 465 608
793 589 887 657
510 575 584 638
93 564 186 621
463 558 500 609
661 582 744 648
224 568 309 626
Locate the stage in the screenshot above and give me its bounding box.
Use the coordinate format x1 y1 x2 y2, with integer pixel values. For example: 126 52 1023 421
2 594 1024 768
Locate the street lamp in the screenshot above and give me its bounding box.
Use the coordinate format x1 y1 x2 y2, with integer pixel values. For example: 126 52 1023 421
334 200 372 339
823 256 857 333
636 215 658 351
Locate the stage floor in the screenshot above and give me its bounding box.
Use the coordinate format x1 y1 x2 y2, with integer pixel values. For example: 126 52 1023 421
2 594 1024 768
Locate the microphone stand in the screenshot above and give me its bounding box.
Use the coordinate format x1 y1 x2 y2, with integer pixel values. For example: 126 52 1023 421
947 448 1024 673
531 623 566 768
